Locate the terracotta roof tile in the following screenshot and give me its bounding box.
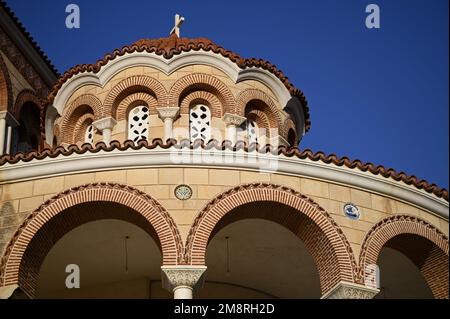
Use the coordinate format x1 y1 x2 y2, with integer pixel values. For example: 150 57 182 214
0 139 447 201
46 34 311 131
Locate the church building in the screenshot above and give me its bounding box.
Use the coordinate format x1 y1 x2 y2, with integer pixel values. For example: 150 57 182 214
0 3 448 299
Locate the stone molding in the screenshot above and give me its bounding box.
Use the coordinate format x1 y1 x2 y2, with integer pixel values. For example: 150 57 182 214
222 113 246 127
321 281 379 299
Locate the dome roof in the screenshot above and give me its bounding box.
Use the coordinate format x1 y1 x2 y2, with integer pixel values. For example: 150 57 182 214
46 34 311 131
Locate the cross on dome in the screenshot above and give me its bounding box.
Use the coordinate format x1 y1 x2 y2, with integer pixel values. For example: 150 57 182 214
170 14 185 37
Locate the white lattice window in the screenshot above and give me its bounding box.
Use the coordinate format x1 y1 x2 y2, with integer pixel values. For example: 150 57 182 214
247 119 259 144
128 105 149 143
84 124 95 144
189 104 211 143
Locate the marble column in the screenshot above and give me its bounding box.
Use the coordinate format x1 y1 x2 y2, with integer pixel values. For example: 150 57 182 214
0 112 6 155
161 265 207 299
321 281 380 299
0 111 18 155
92 117 117 145
156 107 180 141
222 113 246 145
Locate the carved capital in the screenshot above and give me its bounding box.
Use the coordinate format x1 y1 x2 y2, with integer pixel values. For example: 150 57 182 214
222 113 246 127
321 281 379 299
157 107 180 121
161 265 207 292
0 284 19 299
92 117 117 131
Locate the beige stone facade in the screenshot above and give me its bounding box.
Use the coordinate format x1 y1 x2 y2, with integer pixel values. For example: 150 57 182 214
0 6 448 299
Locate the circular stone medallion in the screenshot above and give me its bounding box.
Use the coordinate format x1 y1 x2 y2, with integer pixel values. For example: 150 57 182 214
174 184 193 200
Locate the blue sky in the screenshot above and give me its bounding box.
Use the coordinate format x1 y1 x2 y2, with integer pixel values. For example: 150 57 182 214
6 0 449 188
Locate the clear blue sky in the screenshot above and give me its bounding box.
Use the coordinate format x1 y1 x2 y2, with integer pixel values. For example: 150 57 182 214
6 0 449 188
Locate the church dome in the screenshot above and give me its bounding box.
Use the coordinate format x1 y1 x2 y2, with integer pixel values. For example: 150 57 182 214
43 33 311 149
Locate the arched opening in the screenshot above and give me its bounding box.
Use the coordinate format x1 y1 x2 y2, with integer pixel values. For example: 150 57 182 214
359 216 449 299
201 216 321 298
16 102 41 153
17 201 170 299
35 219 168 298
186 184 356 297
374 234 445 299
0 184 182 299
287 128 297 147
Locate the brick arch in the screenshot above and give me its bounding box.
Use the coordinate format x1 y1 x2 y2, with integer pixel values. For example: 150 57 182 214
247 109 270 138
73 113 95 143
358 215 449 299
13 89 42 120
59 94 102 143
168 73 235 114
104 75 167 118
185 183 357 295
237 89 283 133
116 92 158 121
0 54 12 112
180 91 222 118
0 183 183 298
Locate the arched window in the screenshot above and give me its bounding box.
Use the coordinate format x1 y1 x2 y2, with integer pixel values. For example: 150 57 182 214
189 104 211 143
128 105 149 143
84 124 95 144
287 128 297 147
247 119 259 144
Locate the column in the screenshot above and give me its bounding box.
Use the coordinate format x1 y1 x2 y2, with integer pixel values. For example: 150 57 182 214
161 265 207 299
6 126 12 154
92 117 117 146
156 107 180 141
222 113 246 145
0 111 18 155
0 111 6 155
321 281 379 299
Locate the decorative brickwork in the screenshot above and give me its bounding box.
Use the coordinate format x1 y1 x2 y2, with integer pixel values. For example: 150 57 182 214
0 26 50 97
12 89 41 119
246 109 270 138
168 73 235 114
59 94 101 144
104 75 167 118
237 89 283 132
0 183 183 297
358 215 449 299
116 92 157 121
45 34 311 132
180 91 222 118
185 183 358 295
0 54 12 112
73 113 94 144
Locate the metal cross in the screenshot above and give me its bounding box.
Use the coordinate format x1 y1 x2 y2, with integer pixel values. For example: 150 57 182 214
170 14 185 37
